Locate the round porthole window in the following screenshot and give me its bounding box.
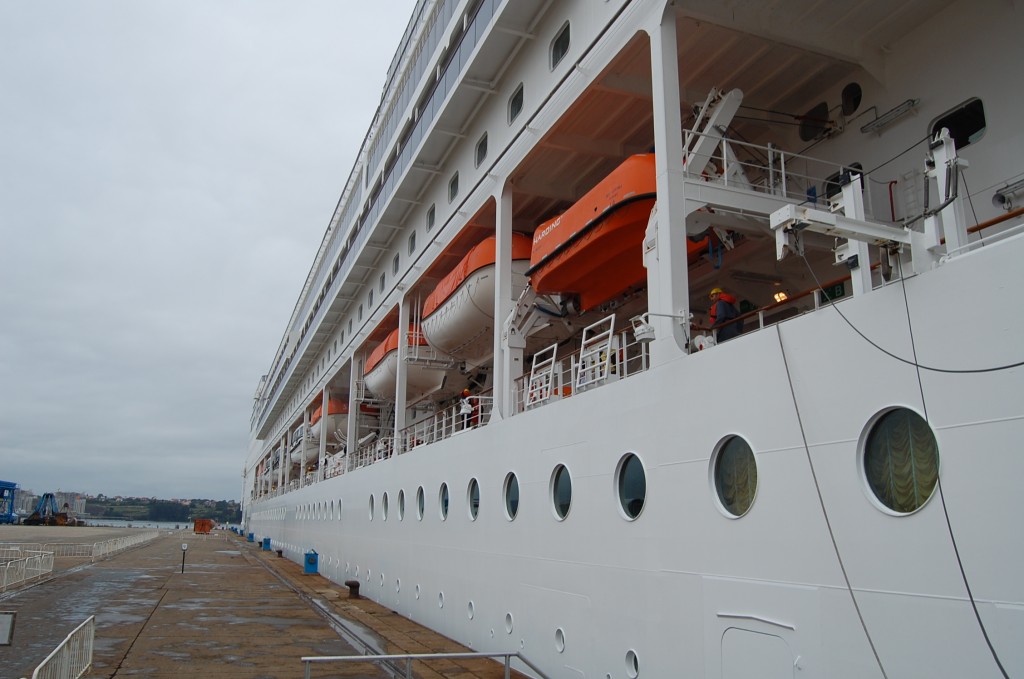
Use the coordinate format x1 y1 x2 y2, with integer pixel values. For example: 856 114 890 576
712 436 757 517
616 453 646 519
551 464 572 520
368 495 375 521
863 408 939 514
416 486 425 521
504 472 520 521
398 489 405 521
439 483 450 520
468 478 480 520
382 492 389 521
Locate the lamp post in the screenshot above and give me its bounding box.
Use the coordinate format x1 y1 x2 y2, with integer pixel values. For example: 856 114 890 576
181 543 188 574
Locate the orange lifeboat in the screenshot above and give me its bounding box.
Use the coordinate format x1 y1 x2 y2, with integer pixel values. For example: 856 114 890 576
527 153 709 311
422 233 533 365
363 326 456 402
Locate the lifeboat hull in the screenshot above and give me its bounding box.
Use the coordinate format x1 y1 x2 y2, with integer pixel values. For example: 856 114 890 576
363 350 451 402
528 154 657 311
422 260 530 364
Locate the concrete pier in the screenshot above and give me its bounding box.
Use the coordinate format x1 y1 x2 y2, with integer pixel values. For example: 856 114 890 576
0 527 525 678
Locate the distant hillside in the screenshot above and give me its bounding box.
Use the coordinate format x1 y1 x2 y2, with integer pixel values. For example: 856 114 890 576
85 497 241 524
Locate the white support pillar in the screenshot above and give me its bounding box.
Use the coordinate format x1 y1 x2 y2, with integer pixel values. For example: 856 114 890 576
278 435 286 492
300 407 310 487
395 298 411 447
840 175 873 296
347 359 359 472
644 11 690 364
318 386 329 480
493 186 517 420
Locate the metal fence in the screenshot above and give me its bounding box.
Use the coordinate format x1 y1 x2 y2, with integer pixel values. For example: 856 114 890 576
0 550 53 592
29 615 95 679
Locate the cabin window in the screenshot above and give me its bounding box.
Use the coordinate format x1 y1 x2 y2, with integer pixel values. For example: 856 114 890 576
713 436 757 517
475 133 488 168
348 319 353 335
504 472 520 521
368 494 375 521
617 453 646 520
862 408 939 514
408 231 416 256
550 22 570 69
368 289 373 308
448 172 459 203
508 83 524 124
393 253 400 275
416 486 425 520
468 478 480 520
358 304 363 322
426 204 436 231
340 330 345 345
398 489 405 521
551 464 572 520
382 492 389 521
439 482 449 520
379 272 386 293
930 98 985 150
336 498 343 520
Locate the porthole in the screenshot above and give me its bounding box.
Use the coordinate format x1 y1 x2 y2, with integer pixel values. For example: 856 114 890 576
439 483 449 520
626 649 639 678
382 492 389 521
862 408 939 514
505 612 514 634
416 486 425 520
551 464 572 520
467 601 475 620
448 172 459 203
438 592 445 608
503 472 520 521
475 132 488 168
415 584 421 599
468 478 480 520
380 573 385 588
408 231 416 256
555 627 566 653
396 578 401 593
508 83 524 124
426 204 436 232
337 498 343 520
398 489 405 521
712 436 758 517
550 21 570 69
616 453 646 520
368 494 375 521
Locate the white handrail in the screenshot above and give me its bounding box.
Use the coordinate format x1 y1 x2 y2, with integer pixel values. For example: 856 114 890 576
30 615 95 679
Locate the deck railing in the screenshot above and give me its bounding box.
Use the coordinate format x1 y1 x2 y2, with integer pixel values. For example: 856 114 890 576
29 615 95 679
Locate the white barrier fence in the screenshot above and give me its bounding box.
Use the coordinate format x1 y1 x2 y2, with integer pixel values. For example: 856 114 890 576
0 531 159 591
0 551 54 592
29 615 95 679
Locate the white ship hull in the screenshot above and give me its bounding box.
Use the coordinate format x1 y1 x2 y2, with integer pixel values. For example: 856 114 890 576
245 0 1024 676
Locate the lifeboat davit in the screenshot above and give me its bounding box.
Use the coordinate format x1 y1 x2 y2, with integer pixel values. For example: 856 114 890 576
421 233 533 365
364 326 452 402
527 153 709 311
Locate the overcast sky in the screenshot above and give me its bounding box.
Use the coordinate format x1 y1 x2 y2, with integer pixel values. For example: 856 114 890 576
0 1 416 500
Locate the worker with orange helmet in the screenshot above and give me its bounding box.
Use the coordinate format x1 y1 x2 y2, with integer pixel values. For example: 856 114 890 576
708 287 743 341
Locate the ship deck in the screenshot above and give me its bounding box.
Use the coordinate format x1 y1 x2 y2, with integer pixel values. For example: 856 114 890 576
0 526 525 678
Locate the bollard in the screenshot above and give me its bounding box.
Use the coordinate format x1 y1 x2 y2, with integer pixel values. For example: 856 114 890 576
344 579 360 599
276 549 283 557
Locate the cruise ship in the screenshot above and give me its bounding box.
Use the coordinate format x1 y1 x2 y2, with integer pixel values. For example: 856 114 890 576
243 1 1024 676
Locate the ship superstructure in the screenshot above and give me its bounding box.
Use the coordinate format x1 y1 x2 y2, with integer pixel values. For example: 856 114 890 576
245 1 1024 676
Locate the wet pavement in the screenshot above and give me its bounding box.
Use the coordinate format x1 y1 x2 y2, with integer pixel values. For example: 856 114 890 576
0 527 523 678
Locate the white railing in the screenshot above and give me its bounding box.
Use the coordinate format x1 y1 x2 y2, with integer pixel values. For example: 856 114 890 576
90 531 160 560
0 550 54 591
30 615 95 679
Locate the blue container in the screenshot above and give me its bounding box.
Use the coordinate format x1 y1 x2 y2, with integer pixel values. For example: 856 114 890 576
304 550 318 574
261 537 271 551
246 532 254 542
